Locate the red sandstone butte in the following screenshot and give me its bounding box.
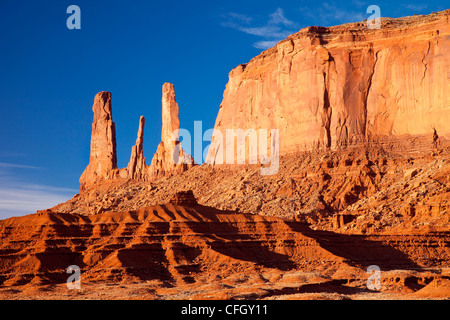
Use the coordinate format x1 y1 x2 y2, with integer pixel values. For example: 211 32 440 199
207 12 450 163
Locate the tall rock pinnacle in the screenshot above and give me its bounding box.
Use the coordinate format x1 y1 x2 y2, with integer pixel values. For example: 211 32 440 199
161 83 180 143
79 91 117 191
149 83 195 178
79 83 195 191
207 13 450 163
127 115 147 180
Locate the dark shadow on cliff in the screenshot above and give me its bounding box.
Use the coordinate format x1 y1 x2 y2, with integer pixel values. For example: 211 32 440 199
286 221 424 271
181 205 297 271
257 279 371 299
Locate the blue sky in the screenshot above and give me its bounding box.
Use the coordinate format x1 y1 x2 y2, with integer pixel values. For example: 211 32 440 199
0 0 446 219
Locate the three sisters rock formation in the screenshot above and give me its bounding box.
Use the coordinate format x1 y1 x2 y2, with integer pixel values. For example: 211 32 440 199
79 83 195 191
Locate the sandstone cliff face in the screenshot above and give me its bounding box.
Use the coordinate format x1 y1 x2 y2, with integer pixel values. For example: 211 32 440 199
80 83 195 191
79 92 117 191
207 12 450 163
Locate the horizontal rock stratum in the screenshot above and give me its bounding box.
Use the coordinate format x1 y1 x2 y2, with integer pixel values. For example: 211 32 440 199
207 11 450 163
1 196 448 289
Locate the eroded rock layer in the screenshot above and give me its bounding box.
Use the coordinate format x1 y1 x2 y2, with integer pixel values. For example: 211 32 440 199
60 145 450 236
0 199 448 289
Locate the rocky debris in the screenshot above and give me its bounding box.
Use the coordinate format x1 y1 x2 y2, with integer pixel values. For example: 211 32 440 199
432 128 440 149
59 143 450 234
333 214 356 229
169 190 198 206
404 168 420 180
415 278 450 298
79 91 117 191
207 10 450 163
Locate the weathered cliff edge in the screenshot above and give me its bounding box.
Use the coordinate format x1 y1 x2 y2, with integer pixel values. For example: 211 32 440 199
207 11 450 163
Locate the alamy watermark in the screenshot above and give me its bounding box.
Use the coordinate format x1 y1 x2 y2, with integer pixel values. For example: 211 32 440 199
366 5 381 30
67 5 81 30
66 265 81 290
366 265 381 290
170 122 280 175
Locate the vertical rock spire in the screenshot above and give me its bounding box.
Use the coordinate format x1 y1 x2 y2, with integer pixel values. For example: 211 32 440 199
127 116 147 180
149 83 195 178
161 82 180 144
80 83 195 191
79 91 117 191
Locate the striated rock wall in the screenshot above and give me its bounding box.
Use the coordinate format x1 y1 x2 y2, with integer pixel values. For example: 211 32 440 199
1 201 448 286
207 12 450 163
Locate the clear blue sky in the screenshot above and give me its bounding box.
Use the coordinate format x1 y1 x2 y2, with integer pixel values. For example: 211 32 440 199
0 0 446 218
